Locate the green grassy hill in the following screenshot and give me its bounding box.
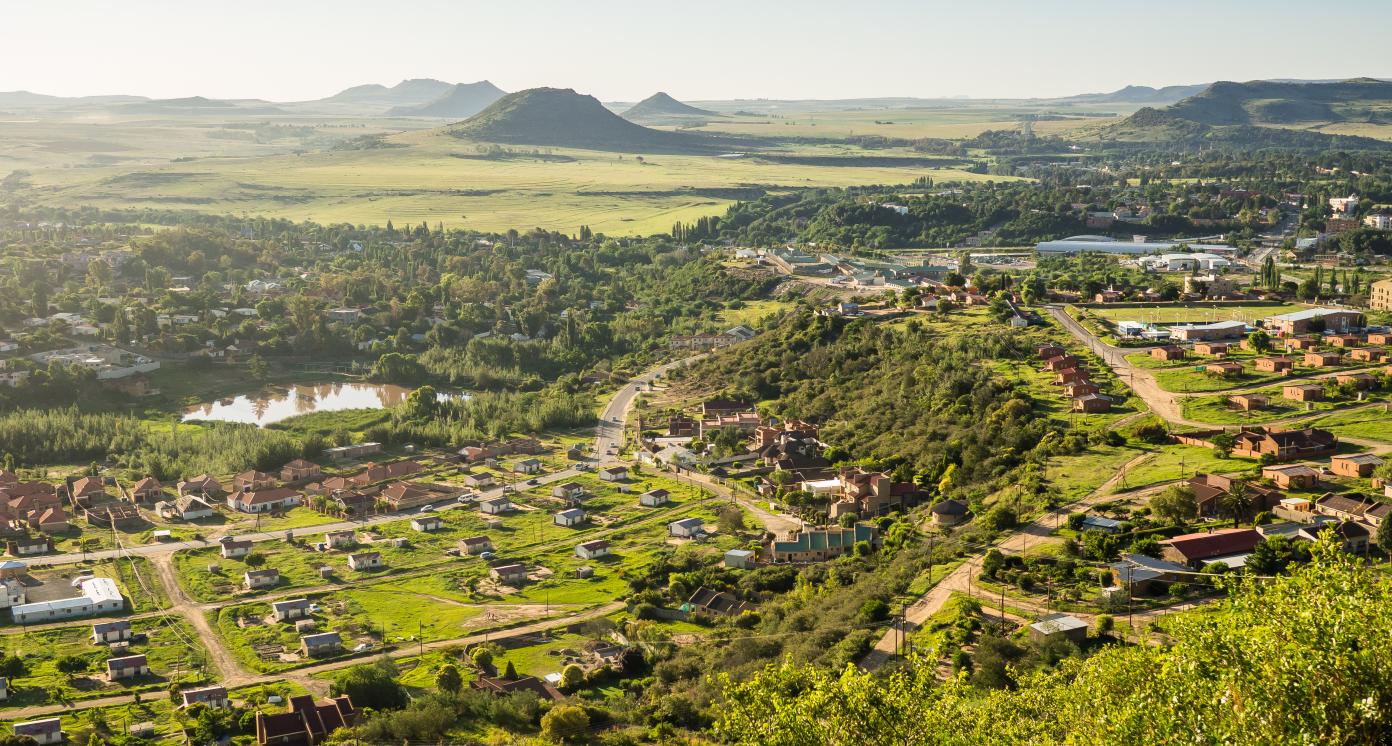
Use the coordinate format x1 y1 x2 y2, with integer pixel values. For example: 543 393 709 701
622 92 720 124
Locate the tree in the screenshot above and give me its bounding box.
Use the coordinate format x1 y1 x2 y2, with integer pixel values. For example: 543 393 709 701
1246 329 1272 353
435 663 462 693
559 663 585 690
330 660 407 710
1378 518 1392 555
247 354 269 382
56 655 88 675
502 660 517 680
469 646 493 671
1220 481 1254 525
859 599 890 622
540 704 590 742
1151 485 1198 525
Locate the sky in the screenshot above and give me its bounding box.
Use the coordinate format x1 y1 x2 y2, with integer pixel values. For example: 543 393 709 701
2 0 1389 102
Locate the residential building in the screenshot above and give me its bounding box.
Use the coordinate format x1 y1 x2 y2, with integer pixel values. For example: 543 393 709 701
244 568 280 590
14 718 62 745
129 477 162 503
1231 427 1337 461
272 599 311 622
7 536 51 557
1159 528 1263 568
575 540 610 560
1266 308 1364 336
553 508 585 527
11 577 124 625
489 564 527 584
1262 464 1321 490
511 458 542 475
180 685 230 709
461 472 496 489
346 552 382 571
687 586 754 616
91 620 132 644
106 654 149 680
478 497 511 515
381 482 436 511
1152 345 1186 361
1303 351 1341 368
1283 384 1324 402
1108 553 1189 594
767 523 879 562
254 695 356 746
1348 347 1388 363
470 675 562 701
639 489 670 507
459 536 492 555
551 483 585 500
930 499 969 526
1193 342 1231 356
280 460 322 483
1204 362 1243 377
232 470 276 492
1187 473 1283 517
1028 614 1089 644
228 487 301 514
1331 453 1384 478
725 549 757 569
1370 279 1392 312
1255 356 1295 374
668 517 705 538
179 474 223 498
300 632 342 657
220 537 253 559
1336 372 1376 389
323 530 355 550
410 516 443 532
1229 393 1268 411
1298 517 1370 553
598 466 628 482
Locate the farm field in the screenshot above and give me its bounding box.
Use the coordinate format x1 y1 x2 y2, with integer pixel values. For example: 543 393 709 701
1084 303 1304 325
672 103 1127 140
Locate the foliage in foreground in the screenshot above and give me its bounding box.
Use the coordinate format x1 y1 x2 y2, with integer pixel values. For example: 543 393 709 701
717 542 1392 745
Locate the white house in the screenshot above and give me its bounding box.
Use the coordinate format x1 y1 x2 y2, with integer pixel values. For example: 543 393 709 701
106 654 149 681
14 718 62 745
411 516 443 532
479 497 511 515
180 685 230 709
323 530 355 549
668 517 705 538
724 549 756 569
300 631 342 657
639 489 670 507
551 483 585 500
459 536 493 555
272 598 312 622
598 466 628 482
220 537 253 559
575 540 611 560
513 459 542 475
244 568 280 590
554 508 586 527
91 620 133 644
347 552 382 571
12 577 124 625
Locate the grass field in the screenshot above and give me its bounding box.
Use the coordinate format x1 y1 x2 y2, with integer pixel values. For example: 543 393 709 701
672 104 1126 140
1084 303 1305 325
1304 405 1392 443
1044 445 1148 501
1115 446 1259 493
20 127 1016 236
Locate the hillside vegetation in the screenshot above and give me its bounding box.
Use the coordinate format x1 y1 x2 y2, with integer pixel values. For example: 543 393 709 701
718 543 1392 745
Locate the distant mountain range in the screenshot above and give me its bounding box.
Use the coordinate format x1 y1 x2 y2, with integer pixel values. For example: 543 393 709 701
1060 84 1209 105
448 87 719 152
386 81 507 118
1101 78 1392 149
622 92 718 123
321 78 457 108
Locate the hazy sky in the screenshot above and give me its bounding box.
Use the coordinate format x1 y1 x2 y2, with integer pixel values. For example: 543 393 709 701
3 0 1388 102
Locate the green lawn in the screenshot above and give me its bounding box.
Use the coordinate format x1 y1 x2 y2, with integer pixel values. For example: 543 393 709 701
1085 303 1305 325
1044 445 1149 502
1304 406 1392 443
1114 446 1259 493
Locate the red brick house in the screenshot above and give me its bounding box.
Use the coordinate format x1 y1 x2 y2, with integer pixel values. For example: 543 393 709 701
1231 427 1337 462
255 695 356 746
1348 347 1388 363
1160 528 1263 568
1283 384 1324 402
1255 356 1295 374
1303 351 1341 368
1072 394 1111 413
1152 345 1186 361
1194 342 1230 356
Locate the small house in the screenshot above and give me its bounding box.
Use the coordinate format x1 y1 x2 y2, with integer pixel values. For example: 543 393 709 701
1331 453 1384 478
1071 394 1111 413
13 718 62 745
1063 382 1100 398
478 497 511 515
271 598 312 622
300 631 342 657
1255 356 1295 374
639 489 671 507
598 466 629 482
170 496 215 521
1204 362 1243 377
489 564 527 584
1193 342 1230 356
1229 393 1268 411
180 685 230 709
219 537 253 559
1283 336 1319 351
461 472 496 489
512 459 542 475
1283 384 1324 402
7 536 51 557
1303 351 1341 368
346 552 382 571
231 470 275 492
1327 333 1364 348
279 459 322 483
554 508 586 527
1029 614 1089 644
575 540 611 560
129 476 163 503
410 516 443 532
1336 372 1376 390
91 620 133 645
1262 464 1321 490
1152 345 1186 361
106 654 149 681
460 536 492 555
1349 347 1388 363
668 517 705 538
323 530 356 549
244 568 280 590
930 499 969 526
228 487 300 514
724 549 756 569
551 483 585 500
1079 515 1123 534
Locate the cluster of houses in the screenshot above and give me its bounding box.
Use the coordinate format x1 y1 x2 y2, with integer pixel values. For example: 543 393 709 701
1174 426 1338 462
1037 343 1113 414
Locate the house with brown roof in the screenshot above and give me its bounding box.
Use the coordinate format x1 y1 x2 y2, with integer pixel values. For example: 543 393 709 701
1063 381 1100 398
350 460 423 487
1314 493 1375 522
687 586 754 616
1159 528 1263 568
1331 453 1384 478
1193 342 1230 356
1335 372 1376 390
1072 394 1111 413
1228 393 1268 411
1283 384 1324 402
1282 336 1319 351
1327 333 1364 348
1255 356 1295 374
489 564 527 584
1262 464 1320 490
1303 351 1341 368
1054 368 1088 385
228 487 301 514
31 508 68 534
1152 345 1186 361
459 536 492 555
13 718 62 745
220 536 253 558
244 568 280 590
232 470 276 492
7 536 51 556
280 460 322 483
67 477 107 505
1348 347 1388 363
381 482 435 512
180 685 230 709
254 695 356 746
346 552 382 571
1232 427 1337 462
1368 332 1392 345
179 474 223 498
129 477 163 503
1036 345 1065 360
1205 361 1243 377
470 675 562 701
1044 355 1079 372
1187 474 1284 517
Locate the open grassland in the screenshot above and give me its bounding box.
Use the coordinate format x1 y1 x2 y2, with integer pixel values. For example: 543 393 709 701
1304 405 1392 443
1115 445 1258 493
673 104 1126 140
21 128 1017 236
1182 388 1390 425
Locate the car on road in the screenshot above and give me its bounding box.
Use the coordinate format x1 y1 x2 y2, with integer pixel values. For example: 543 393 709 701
479 551 496 560
526 478 539 485
419 505 437 513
